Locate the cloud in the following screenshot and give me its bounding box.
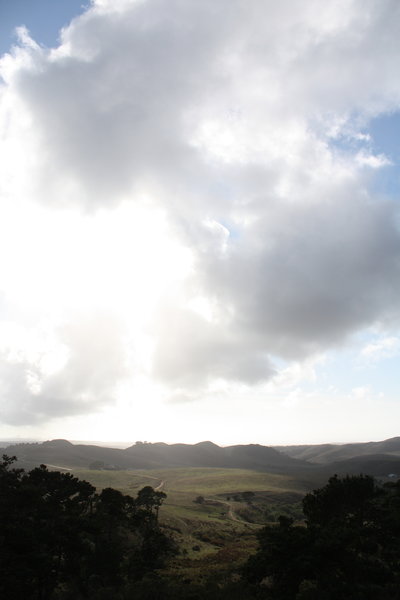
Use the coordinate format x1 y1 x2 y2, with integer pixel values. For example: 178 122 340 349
0 311 128 425
1 0 400 424
193 185 400 360
361 336 400 363
3 0 400 210
152 305 275 388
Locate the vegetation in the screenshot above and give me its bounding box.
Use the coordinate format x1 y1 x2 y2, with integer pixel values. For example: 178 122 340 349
72 466 309 563
244 474 400 599
3 455 400 599
0 456 174 599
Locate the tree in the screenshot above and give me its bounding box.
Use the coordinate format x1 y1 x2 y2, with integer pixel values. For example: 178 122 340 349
0 456 174 599
0 456 97 598
136 485 166 522
244 475 400 599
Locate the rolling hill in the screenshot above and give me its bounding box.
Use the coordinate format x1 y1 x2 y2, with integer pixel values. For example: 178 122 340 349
3 438 310 473
3 437 400 481
274 436 400 464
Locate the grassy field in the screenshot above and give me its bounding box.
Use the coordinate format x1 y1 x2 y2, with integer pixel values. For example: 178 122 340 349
71 468 161 496
74 466 313 496
73 467 312 523
71 465 317 572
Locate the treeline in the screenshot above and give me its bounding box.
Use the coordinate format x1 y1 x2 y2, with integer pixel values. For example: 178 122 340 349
2 456 400 599
245 474 400 599
0 456 173 599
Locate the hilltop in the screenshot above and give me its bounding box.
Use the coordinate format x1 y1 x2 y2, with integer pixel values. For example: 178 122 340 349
274 436 400 463
3 436 400 480
3 439 309 473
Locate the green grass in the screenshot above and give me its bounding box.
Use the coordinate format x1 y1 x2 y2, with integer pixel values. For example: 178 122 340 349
72 469 161 496
141 467 309 493
73 466 311 528
65 464 324 578
74 465 311 493
74 466 310 518
71 466 317 565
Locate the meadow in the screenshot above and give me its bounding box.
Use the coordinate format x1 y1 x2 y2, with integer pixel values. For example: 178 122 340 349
72 466 317 577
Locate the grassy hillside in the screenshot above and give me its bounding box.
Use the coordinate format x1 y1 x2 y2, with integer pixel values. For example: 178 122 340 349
5 438 310 472
275 436 400 464
73 466 314 509
70 465 319 576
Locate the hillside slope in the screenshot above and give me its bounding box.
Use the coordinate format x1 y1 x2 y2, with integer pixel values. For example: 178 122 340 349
5 439 309 473
274 437 400 464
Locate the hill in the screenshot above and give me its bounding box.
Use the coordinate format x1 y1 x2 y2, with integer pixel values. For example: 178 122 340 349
274 436 400 464
5 437 400 481
320 453 400 478
4 439 310 473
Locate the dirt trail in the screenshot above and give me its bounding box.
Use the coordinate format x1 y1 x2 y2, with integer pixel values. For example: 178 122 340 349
45 464 72 471
137 474 165 491
205 498 242 523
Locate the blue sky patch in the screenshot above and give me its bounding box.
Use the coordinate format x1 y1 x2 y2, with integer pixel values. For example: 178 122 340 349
0 0 86 55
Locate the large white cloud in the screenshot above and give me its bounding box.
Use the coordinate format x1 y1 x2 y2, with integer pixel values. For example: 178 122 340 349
1 0 400 424
0 311 128 425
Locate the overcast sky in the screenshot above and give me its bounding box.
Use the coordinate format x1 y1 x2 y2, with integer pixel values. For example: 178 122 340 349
1 0 400 446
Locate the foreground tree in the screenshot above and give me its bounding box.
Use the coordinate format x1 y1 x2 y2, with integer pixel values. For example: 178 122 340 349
0 456 173 599
244 474 400 599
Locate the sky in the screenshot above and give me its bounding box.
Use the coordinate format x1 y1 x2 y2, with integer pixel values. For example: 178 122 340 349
1 0 400 447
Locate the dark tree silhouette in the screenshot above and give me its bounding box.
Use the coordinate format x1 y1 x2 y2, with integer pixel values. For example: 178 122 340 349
244 474 400 599
0 455 173 599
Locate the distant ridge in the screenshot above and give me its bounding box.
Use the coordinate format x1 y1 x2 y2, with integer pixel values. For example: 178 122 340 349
324 453 400 477
4 437 400 479
274 437 400 464
4 439 309 473
43 439 73 447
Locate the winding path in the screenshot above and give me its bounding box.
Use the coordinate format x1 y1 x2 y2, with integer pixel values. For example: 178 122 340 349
134 473 166 491
205 497 243 523
45 464 72 471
